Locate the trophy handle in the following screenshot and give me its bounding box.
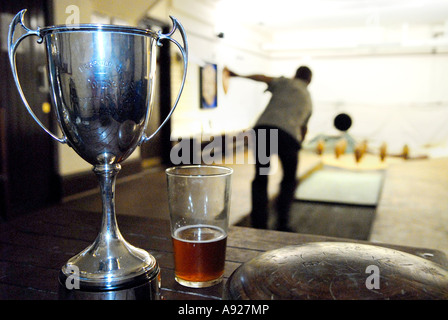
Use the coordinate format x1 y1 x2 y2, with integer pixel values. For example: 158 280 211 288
8 10 67 144
140 16 189 145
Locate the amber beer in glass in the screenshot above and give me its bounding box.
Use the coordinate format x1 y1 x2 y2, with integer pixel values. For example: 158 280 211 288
166 165 232 288
172 225 227 284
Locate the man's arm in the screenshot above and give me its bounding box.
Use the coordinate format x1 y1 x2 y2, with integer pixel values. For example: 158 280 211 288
224 66 274 85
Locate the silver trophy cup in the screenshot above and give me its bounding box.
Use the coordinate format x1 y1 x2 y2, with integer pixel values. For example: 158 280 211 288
8 10 188 299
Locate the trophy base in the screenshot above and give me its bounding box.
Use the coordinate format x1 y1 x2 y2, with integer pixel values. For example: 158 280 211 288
57 213 161 300
58 267 161 300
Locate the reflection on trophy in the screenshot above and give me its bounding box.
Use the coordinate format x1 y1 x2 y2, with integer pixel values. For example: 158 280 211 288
8 10 188 299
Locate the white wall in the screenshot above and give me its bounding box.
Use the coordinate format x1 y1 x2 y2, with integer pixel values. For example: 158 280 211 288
261 18 448 155
166 0 272 139
270 50 448 154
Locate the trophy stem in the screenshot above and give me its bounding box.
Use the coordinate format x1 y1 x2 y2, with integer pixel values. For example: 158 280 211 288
93 163 123 244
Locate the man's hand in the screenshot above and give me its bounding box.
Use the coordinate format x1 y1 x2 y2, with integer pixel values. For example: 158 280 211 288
224 66 238 77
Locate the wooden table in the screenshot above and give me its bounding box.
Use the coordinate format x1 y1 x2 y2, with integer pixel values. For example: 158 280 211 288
1 206 447 300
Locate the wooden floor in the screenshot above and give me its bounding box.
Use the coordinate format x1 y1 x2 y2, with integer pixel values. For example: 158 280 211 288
370 157 448 256
62 150 448 257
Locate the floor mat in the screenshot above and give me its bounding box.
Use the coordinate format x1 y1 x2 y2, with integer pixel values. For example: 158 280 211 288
235 201 375 240
294 166 385 207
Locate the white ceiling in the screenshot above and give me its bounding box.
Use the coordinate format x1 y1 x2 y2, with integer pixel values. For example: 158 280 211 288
212 0 448 31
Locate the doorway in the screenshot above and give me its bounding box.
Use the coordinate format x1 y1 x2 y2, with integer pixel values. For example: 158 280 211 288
0 0 59 220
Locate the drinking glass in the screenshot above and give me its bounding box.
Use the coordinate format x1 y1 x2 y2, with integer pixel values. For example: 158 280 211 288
166 165 233 288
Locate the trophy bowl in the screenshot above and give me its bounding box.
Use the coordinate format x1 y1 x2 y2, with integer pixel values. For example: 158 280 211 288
8 10 188 299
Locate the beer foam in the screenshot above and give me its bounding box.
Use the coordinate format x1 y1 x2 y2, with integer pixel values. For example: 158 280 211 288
173 224 226 243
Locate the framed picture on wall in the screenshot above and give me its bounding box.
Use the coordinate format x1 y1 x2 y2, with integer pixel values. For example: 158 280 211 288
200 63 218 109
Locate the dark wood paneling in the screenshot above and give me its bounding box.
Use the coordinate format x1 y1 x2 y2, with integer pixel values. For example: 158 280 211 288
0 0 60 219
